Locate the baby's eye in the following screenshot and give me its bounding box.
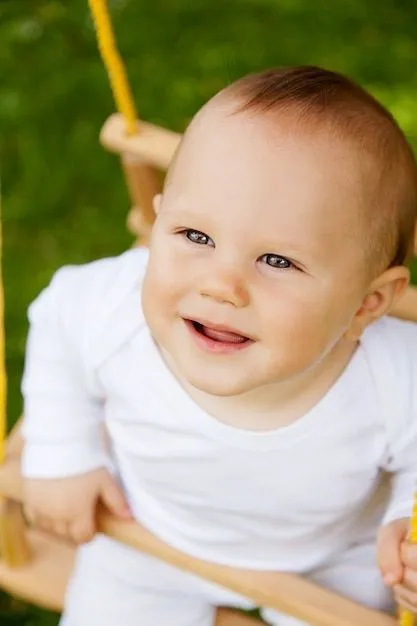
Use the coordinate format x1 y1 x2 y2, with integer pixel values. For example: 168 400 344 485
184 229 214 246
259 254 294 269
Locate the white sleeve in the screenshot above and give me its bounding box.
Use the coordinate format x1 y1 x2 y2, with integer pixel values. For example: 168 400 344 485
21 265 110 479
373 319 417 525
381 418 417 525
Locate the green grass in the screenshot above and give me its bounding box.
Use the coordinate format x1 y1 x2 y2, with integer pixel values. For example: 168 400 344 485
2 0 417 623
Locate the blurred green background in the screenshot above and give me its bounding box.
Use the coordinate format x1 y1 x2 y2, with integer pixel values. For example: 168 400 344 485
1 0 417 623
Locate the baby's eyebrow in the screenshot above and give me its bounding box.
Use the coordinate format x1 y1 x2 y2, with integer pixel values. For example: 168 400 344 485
257 235 309 256
161 203 206 222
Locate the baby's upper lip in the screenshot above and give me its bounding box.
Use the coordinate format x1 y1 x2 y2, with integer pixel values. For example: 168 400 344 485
185 316 255 341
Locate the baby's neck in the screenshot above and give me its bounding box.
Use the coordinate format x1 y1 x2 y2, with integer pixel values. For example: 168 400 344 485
163 339 358 432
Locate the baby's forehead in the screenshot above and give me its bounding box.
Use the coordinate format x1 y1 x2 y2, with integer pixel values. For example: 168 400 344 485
168 113 366 222
180 97 362 168
172 99 367 199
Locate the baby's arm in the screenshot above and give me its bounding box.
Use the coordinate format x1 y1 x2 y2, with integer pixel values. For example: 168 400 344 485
380 418 417 527
377 387 417 606
22 265 131 543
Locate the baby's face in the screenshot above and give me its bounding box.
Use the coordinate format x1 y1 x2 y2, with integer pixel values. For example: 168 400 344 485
142 103 372 396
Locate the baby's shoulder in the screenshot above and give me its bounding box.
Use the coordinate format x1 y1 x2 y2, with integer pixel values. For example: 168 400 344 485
45 247 149 308
363 316 417 364
361 316 417 420
28 248 150 364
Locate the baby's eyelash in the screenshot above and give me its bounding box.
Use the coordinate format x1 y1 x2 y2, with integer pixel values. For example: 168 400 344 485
178 228 215 247
259 254 298 270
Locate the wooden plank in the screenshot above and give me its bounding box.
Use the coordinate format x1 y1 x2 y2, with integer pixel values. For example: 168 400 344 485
121 154 160 245
100 113 181 170
0 529 259 625
0 459 396 626
0 528 73 612
217 611 262 626
0 499 31 567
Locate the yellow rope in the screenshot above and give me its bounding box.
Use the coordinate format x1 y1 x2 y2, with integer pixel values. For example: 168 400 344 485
400 495 417 625
1 2 139 467
88 0 138 135
0 197 7 467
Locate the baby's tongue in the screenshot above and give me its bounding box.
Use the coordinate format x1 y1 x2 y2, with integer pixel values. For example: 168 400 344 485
202 326 246 343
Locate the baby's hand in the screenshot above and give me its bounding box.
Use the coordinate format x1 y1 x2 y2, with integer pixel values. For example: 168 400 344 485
23 468 131 544
377 517 417 613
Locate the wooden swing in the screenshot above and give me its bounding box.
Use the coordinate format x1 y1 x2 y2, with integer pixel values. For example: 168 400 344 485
1 1 417 624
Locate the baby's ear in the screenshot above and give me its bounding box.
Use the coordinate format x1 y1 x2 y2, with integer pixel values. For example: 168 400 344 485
153 194 162 215
346 266 410 340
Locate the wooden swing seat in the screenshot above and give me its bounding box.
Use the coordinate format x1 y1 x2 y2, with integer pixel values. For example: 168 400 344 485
0 529 257 626
0 532 258 626
0 456 397 626
0 527 73 613
101 114 181 170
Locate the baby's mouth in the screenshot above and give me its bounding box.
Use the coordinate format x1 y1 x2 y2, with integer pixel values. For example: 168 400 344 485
186 319 251 345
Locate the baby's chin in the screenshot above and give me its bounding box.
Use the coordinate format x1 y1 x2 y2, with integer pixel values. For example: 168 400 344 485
177 363 263 398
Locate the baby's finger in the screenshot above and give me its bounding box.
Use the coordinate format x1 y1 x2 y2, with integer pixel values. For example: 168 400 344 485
395 584 417 612
377 522 405 585
101 474 131 519
69 515 95 544
403 567 417 593
397 596 417 615
402 543 417 570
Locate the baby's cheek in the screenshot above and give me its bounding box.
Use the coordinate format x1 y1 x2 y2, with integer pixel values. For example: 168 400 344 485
142 273 167 332
144 263 174 304
263 298 320 340
263 305 332 366
144 280 185 349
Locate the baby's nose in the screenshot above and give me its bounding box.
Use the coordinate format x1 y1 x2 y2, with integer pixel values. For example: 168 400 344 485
198 265 249 308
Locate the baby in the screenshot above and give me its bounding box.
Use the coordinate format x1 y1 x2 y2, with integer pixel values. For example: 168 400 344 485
22 66 417 625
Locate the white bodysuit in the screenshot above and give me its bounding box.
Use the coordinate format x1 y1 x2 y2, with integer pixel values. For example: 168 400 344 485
21 249 417 625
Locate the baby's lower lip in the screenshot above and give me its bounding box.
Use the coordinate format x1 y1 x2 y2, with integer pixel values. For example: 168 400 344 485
183 319 253 354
